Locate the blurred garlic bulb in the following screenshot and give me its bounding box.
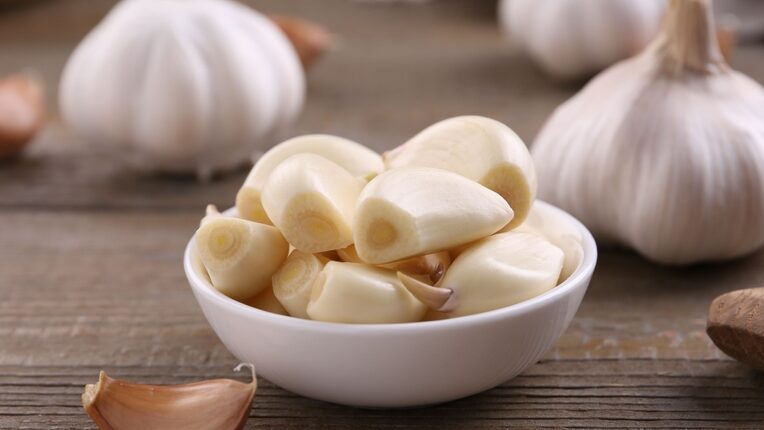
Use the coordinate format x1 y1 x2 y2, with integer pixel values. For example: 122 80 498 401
532 0 764 265
713 0 764 41
59 0 304 180
499 0 665 80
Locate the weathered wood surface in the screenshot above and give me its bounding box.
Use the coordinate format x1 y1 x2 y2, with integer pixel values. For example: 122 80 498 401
1 0 764 428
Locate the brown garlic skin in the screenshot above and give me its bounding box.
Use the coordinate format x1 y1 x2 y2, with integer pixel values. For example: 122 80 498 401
707 288 764 371
269 15 331 69
82 364 257 430
0 74 45 160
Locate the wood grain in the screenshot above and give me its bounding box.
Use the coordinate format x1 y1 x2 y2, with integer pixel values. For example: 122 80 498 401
1 0 764 428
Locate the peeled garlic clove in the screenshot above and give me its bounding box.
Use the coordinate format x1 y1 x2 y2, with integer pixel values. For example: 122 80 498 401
509 204 584 284
272 250 328 318
532 0 764 265
0 73 45 159
384 116 536 229
83 364 257 430
353 167 513 264
236 134 383 223
401 232 564 317
269 15 331 69
307 261 427 323
195 217 289 301
243 286 289 316
261 153 363 253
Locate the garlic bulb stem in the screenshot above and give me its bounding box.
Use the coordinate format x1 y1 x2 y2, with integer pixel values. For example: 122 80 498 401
653 0 726 74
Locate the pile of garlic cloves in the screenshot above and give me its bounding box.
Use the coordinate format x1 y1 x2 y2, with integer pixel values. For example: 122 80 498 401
532 0 764 265
193 116 585 323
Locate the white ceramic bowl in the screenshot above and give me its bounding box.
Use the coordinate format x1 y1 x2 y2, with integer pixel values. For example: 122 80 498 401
184 201 597 408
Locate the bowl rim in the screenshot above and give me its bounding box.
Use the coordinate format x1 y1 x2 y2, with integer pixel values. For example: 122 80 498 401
184 200 597 333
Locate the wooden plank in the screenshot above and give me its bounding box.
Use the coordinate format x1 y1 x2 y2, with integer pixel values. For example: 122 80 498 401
2 210 763 425
0 360 762 429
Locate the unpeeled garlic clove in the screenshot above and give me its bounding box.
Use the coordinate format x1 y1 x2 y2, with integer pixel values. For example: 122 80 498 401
0 73 45 160
269 15 331 69
400 232 564 317
353 167 513 264
236 134 383 224
195 216 289 301
383 116 536 229
261 153 364 253
82 364 257 430
307 261 427 323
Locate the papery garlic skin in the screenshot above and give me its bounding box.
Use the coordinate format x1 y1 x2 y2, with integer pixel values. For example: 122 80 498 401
83 366 256 430
237 134 383 223
499 0 665 80
442 232 564 317
59 0 304 180
307 262 427 323
384 116 536 229
532 0 764 265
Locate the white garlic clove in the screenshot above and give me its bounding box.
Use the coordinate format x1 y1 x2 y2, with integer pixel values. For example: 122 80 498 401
272 250 328 318
195 217 289 301
508 203 584 284
306 262 427 324
236 134 383 224
261 153 364 253
401 232 564 317
242 287 289 316
384 116 536 229
353 167 514 264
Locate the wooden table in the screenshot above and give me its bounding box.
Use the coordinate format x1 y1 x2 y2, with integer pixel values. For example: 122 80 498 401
2 1 764 428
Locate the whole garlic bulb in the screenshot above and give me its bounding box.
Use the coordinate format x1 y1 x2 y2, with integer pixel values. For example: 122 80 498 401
532 0 764 265
59 0 304 180
498 0 665 80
